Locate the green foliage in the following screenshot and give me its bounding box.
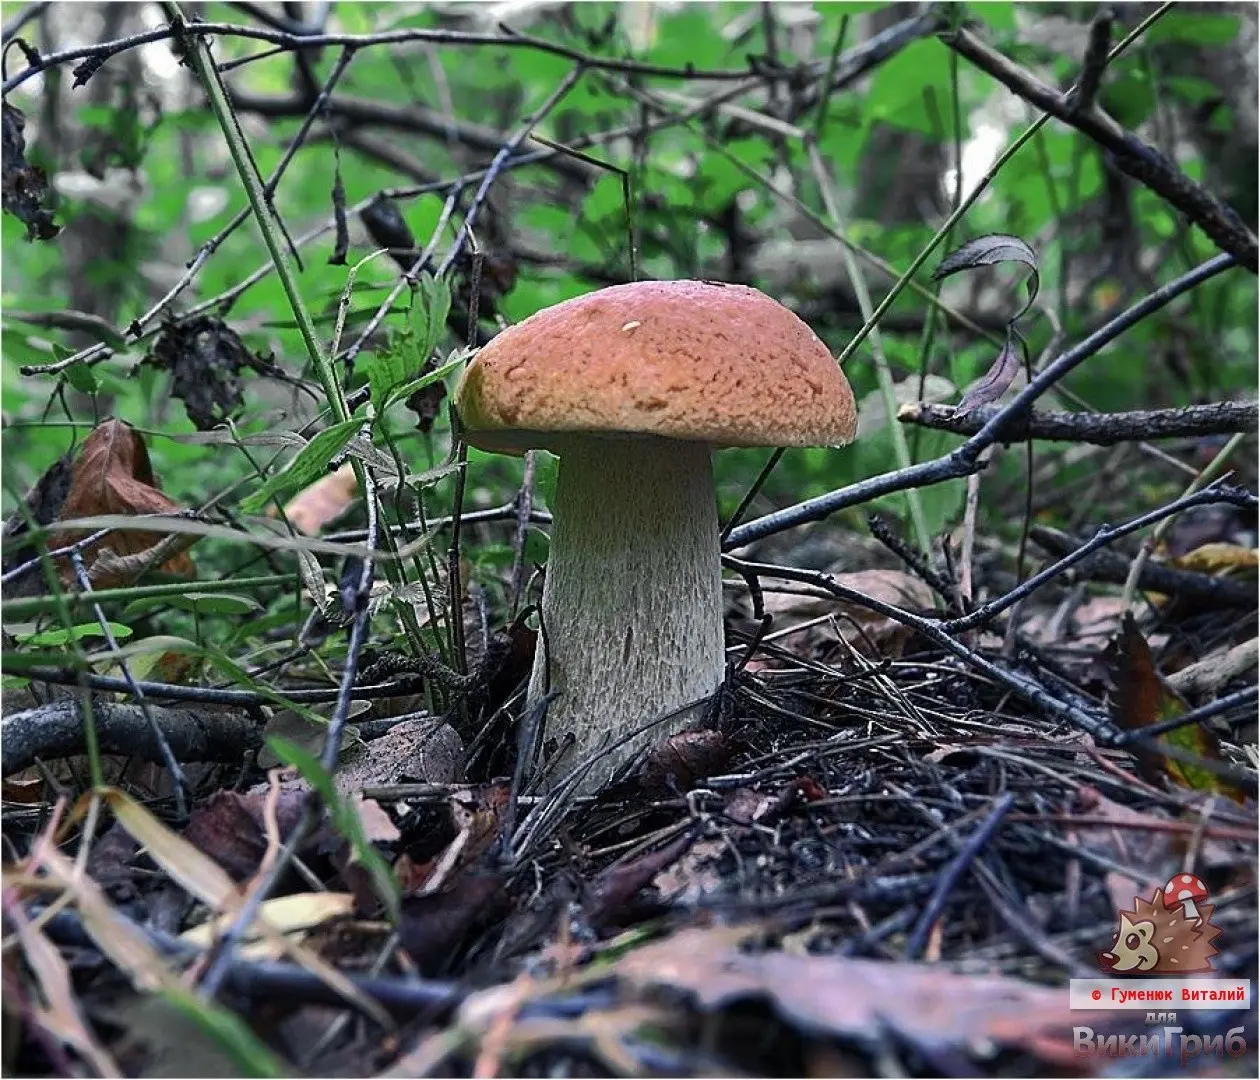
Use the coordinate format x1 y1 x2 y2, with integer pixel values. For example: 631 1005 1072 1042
239 419 361 514
1 1 1255 678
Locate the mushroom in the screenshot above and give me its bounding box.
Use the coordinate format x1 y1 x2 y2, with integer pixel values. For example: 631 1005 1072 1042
1163 873 1209 922
455 280 857 791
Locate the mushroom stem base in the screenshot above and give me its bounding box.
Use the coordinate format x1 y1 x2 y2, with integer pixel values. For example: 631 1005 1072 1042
527 436 724 793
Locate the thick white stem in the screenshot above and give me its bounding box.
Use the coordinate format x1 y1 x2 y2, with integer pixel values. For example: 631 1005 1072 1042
527 436 724 792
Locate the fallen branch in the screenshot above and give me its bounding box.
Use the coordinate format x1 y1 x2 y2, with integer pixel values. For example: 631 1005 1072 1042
1 700 261 775
1029 525 1257 610
1167 639 1258 698
898 400 1258 446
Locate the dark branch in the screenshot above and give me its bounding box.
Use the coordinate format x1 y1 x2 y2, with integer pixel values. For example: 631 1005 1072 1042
724 254 1239 550
228 89 597 184
1065 6 1114 115
942 26 1258 273
1029 525 1257 610
1 700 260 775
898 400 1258 446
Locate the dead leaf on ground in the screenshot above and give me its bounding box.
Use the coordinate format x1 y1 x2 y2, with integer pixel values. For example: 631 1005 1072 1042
615 926 1114 1070
180 892 356 953
58 419 195 589
353 796 401 844
398 872 508 975
1022 595 1126 652
583 829 697 929
1071 786 1252 914
182 788 307 882
634 730 735 793
1107 615 1246 802
653 837 727 905
280 462 359 535
1168 542 1259 576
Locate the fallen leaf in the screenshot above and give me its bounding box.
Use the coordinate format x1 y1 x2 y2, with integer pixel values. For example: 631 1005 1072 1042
353 796 401 844
1107 616 1245 801
615 927 1112 1069
58 419 195 588
182 788 307 882
583 829 697 929
752 569 935 661
1168 542 1259 575
280 462 359 535
398 872 508 975
635 730 735 793
180 892 355 950
653 838 727 905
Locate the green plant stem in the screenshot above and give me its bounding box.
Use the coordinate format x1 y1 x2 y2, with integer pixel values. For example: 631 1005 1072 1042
169 3 349 423
836 3 1172 367
806 142 931 554
3 574 298 620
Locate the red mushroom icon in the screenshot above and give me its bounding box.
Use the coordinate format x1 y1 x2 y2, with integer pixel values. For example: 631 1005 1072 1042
1163 873 1209 923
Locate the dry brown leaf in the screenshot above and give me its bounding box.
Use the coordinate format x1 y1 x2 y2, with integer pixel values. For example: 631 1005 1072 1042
652 838 727 904
615 926 1114 1069
279 462 359 535
353 796 401 844
58 419 195 588
1071 786 1249 914
6 902 121 1077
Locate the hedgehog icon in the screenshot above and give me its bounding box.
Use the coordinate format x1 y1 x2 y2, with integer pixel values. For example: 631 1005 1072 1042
1099 874 1222 975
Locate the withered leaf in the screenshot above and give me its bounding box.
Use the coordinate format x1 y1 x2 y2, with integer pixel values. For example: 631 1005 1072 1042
281 462 359 536
59 419 195 588
148 317 263 431
954 324 1025 417
583 828 697 930
615 927 1118 1069
933 232 1040 316
1107 615 1245 802
1 103 59 240
362 193 419 271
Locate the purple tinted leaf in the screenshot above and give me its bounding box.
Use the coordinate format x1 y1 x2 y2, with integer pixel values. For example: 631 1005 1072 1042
934 233 1040 317
934 234 1038 278
955 326 1025 417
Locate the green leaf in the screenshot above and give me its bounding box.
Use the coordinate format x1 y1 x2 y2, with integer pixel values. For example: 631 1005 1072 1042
167 593 263 616
1146 12 1239 46
364 274 452 412
159 988 288 1079
413 273 452 369
14 622 133 647
384 353 462 410
240 419 360 514
63 362 98 394
268 736 401 921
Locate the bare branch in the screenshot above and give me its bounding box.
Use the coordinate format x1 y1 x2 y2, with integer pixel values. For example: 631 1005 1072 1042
899 400 1258 446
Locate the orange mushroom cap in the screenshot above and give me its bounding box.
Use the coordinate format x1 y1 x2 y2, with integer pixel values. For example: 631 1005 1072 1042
455 279 858 453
